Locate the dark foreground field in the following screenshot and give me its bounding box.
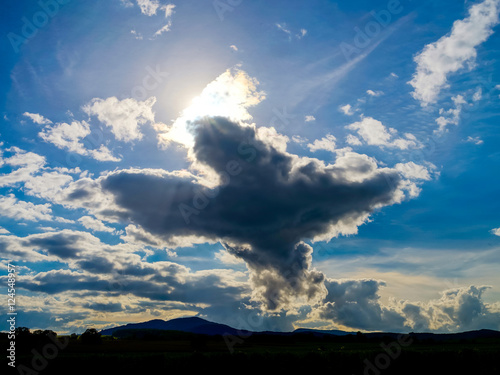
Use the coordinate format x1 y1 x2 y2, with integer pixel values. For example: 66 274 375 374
3 330 500 375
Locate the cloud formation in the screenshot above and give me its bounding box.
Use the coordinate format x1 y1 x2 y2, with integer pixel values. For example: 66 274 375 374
0 228 249 332
84 96 157 143
156 68 265 149
435 95 467 133
62 117 426 311
0 194 56 222
23 112 52 125
307 134 336 152
136 0 161 16
317 279 407 331
346 117 420 150
339 104 354 116
409 0 500 106
39 120 120 162
311 279 500 332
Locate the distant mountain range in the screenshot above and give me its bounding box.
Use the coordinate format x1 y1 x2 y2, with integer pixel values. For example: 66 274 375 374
100 316 500 341
100 317 252 337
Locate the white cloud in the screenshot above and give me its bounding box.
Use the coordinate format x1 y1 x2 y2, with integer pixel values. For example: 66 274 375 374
491 228 500 236
23 112 52 125
39 120 91 155
0 146 81 204
23 170 75 201
465 136 484 145
163 3 175 18
307 134 336 152
136 0 160 16
121 224 216 250
291 135 308 144
395 162 433 181
127 1 175 36
0 147 46 188
78 216 116 233
473 87 483 102
39 121 120 162
90 145 122 162
215 249 245 265
154 4 175 36
409 0 500 106
346 117 420 150
435 95 467 133
345 134 362 146
366 89 383 97
304 115 316 122
390 72 399 78
37 226 58 232
276 23 291 36
131 29 143 40
0 227 10 234
0 194 57 222
339 104 353 115
229 45 238 51
276 23 307 40
84 96 156 143
154 22 172 36
256 127 289 153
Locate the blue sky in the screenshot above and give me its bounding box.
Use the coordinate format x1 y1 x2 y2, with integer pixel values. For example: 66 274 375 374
1 0 500 334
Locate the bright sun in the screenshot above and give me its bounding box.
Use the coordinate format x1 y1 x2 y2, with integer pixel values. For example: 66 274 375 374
157 68 265 148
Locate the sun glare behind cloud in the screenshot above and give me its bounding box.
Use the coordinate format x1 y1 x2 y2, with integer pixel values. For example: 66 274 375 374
157 67 265 148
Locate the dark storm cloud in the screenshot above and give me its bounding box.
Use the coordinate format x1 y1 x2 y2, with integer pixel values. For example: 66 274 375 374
20 268 247 307
318 279 408 331
26 233 83 259
97 117 408 310
83 302 124 313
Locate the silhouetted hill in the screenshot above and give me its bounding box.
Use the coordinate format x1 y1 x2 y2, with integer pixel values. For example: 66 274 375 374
100 316 251 337
100 317 500 342
294 328 500 341
293 328 354 336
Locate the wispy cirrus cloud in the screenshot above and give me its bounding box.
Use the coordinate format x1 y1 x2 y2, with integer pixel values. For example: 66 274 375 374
276 23 307 40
